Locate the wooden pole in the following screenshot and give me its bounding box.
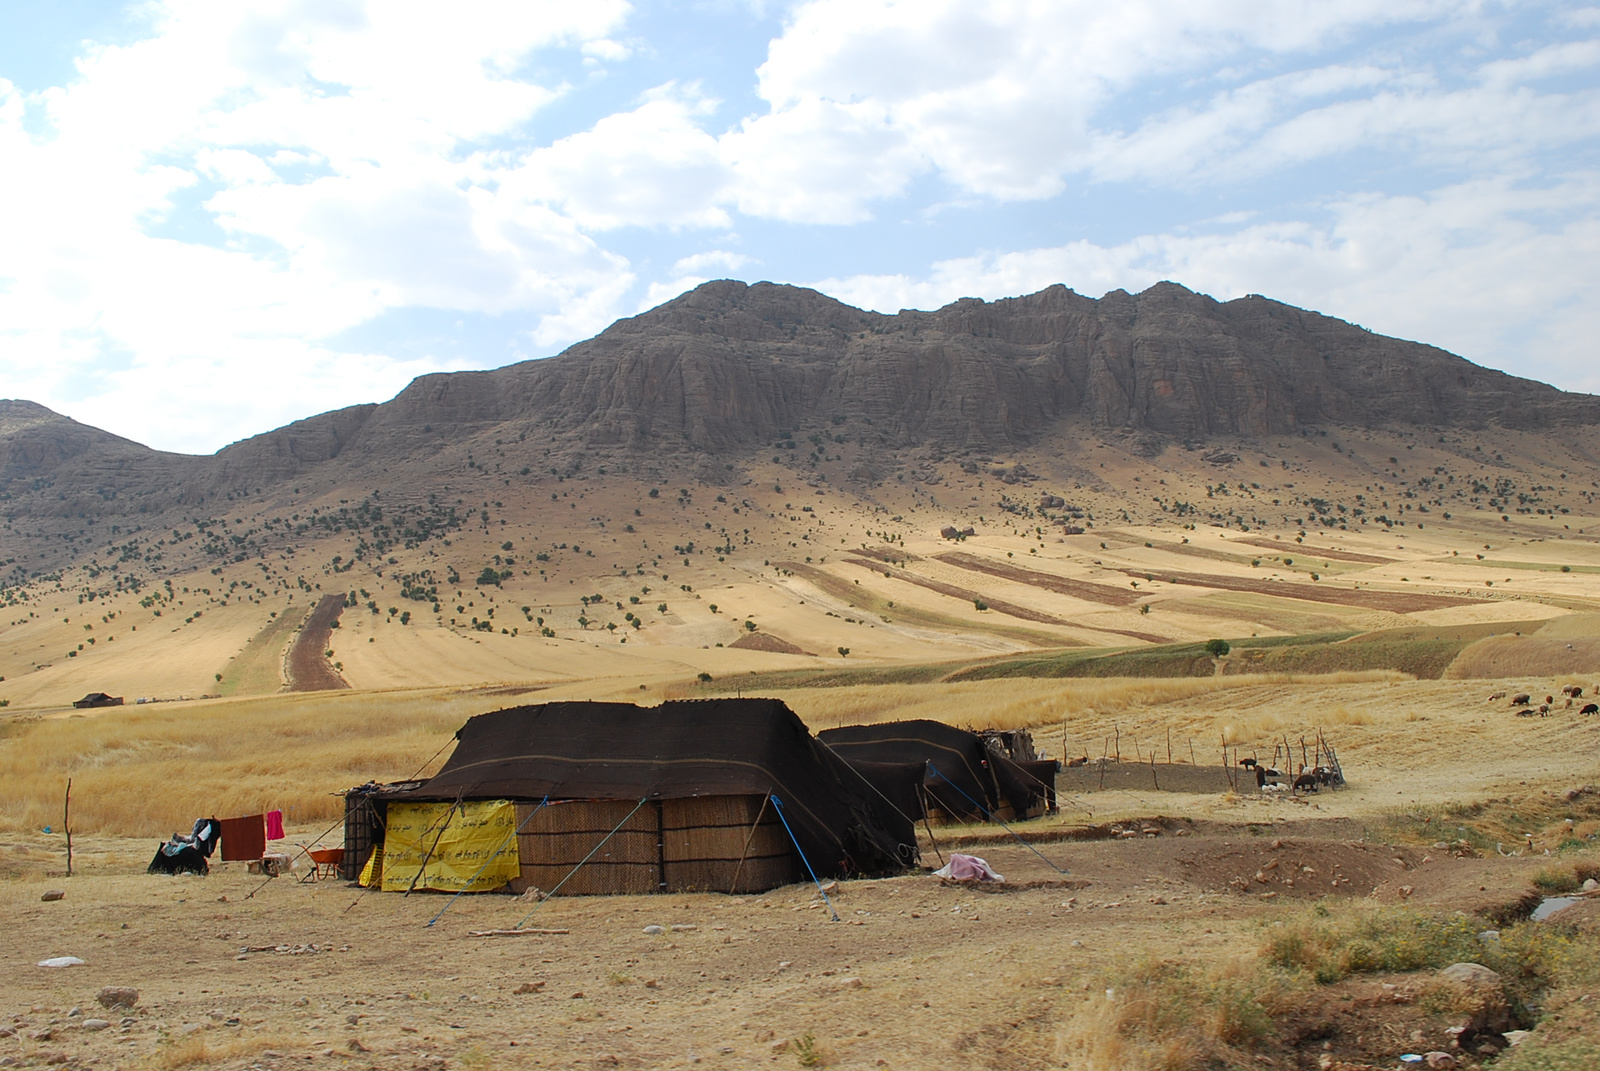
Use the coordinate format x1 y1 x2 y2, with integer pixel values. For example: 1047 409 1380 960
1150 751 1159 790
1167 728 1172 764
1114 724 1121 764
1188 738 1196 766
1133 736 1141 763
64 778 72 878
730 793 773 895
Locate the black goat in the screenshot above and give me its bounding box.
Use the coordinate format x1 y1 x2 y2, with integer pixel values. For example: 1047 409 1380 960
1581 703 1599 716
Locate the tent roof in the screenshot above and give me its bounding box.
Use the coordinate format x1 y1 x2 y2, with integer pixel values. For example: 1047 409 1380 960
386 698 915 877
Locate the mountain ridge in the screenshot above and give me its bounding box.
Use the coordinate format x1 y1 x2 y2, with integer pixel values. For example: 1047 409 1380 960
3 279 1596 531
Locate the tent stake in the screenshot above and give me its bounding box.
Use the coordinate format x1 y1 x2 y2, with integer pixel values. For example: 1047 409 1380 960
769 795 841 922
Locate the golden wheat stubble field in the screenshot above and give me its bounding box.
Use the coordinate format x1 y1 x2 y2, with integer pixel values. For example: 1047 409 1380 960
2 433 1600 1068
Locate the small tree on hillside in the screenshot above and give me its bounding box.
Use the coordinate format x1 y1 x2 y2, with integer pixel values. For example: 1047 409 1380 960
1204 638 1231 658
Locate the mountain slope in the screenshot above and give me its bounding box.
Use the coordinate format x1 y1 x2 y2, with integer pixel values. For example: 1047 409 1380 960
2 279 1598 582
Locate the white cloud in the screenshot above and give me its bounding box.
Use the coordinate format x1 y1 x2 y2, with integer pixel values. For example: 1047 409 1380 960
670 250 754 276
814 175 1600 395
504 86 732 231
581 38 631 62
724 0 1466 216
0 0 634 453
3 0 1598 456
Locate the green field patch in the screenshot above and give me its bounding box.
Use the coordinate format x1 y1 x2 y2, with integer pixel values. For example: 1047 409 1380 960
1458 559 1600 574
217 611 302 696
1160 592 1355 634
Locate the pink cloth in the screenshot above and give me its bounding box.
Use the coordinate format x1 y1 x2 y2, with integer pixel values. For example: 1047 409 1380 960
265 810 285 840
933 853 1004 882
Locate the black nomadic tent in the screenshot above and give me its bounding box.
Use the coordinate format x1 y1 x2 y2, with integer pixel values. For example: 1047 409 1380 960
819 719 1058 822
345 699 916 895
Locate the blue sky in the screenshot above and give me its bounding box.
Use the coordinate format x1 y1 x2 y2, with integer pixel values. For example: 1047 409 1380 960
2 0 1598 453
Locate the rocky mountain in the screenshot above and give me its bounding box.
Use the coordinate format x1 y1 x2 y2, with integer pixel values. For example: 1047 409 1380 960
3 279 1597 537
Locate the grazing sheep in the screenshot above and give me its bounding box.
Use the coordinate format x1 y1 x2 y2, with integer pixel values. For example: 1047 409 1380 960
1572 686 1584 699
1561 685 1578 697
1581 703 1599 716
1511 693 1532 706
1487 691 1507 703
1539 703 1551 716
1262 782 1291 795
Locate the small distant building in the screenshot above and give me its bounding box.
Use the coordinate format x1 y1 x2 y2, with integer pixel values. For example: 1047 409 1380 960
72 692 124 709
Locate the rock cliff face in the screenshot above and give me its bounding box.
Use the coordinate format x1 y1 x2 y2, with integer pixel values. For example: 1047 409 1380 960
345 279 1600 456
3 280 1596 520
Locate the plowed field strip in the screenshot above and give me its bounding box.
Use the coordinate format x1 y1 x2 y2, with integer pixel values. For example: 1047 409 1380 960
933 551 1141 607
774 561 1073 647
1121 569 1473 613
286 593 351 692
841 559 1170 643
842 558 1072 624
1232 538 1396 564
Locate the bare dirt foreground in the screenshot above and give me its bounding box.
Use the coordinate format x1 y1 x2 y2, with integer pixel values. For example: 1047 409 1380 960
0 819 1573 1071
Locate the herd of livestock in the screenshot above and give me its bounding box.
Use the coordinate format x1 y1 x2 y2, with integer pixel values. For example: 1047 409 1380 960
1487 684 1599 717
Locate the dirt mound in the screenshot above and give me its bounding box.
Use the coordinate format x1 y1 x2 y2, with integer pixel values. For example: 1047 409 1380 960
728 632 811 656
1178 838 1422 898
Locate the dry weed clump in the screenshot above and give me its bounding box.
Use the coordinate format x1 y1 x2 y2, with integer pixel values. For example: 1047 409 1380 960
1055 954 1284 1071
144 1032 289 1069
0 689 480 836
1262 902 1577 1004
1491 1038 1600 1071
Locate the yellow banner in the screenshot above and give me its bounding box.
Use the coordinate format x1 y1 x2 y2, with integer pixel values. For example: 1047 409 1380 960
379 800 521 893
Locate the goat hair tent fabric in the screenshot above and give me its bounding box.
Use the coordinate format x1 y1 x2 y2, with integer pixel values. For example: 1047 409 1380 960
387 699 916 878
818 720 1050 822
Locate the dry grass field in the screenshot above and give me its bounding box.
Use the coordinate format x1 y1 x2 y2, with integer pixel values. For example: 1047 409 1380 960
3 428 1600 1069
